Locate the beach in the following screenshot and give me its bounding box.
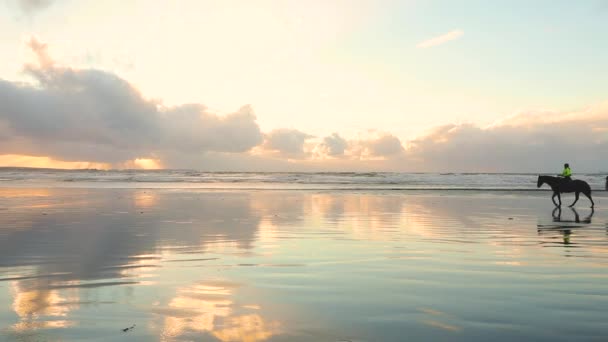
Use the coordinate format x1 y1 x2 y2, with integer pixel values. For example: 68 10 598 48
1 187 607 341
2 0 607 340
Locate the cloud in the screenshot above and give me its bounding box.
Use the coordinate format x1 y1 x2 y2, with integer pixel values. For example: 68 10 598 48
260 129 314 157
417 30 464 49
0 38 263 166
403 105 608 172
314 133 348 158
15 0 54 15
310 132 404 161
303 108 608 172
337 133 405 161
1 38 607 172
161 104 263 154
26 37 53 68
364 134 405 157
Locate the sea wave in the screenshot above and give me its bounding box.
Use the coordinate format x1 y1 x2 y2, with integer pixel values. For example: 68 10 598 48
0 168 606 190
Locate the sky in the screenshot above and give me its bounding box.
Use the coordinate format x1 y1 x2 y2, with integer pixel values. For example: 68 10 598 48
0 0 607 172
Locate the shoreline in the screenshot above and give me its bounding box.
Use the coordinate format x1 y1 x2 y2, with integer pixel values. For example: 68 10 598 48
0 185 607 192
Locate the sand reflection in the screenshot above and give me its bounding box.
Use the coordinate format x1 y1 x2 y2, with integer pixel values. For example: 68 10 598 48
134 190 158 208
0 188 52 198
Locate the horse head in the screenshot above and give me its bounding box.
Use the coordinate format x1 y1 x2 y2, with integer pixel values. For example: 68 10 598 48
537 175 544 188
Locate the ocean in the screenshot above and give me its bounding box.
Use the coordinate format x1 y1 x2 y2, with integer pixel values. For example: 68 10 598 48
1 168 606 190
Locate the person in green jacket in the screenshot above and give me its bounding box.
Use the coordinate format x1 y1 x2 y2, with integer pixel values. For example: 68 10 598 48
560 163 572 181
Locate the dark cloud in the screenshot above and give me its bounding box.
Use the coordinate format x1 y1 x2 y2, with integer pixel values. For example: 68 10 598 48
15 0 53 15
162 104 263 154
0 38 263 165
317 133 347 157
365 134 405 157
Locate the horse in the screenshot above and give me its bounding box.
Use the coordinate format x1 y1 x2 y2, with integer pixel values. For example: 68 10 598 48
537 175 594 208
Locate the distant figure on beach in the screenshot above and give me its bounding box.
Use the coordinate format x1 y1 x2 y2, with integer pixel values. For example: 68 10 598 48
560 163 572 181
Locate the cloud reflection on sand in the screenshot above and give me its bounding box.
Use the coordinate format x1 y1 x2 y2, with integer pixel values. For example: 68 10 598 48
152 279 280 341
0 189 282 338
1 188 607 340
250 192 409 241
10 281 78 332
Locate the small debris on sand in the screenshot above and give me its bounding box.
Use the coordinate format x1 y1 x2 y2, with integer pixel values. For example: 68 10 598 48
122 324 136 332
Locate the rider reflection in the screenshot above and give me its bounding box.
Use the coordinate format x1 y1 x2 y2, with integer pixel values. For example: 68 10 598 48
537 207 594 245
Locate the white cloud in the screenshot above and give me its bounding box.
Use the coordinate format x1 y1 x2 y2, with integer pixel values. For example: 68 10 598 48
417 30 464 49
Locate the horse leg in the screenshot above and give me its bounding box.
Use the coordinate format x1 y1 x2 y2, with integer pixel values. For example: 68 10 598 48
557 193 562 207
569 192 579 207
584 191 594 208
551 193 558 207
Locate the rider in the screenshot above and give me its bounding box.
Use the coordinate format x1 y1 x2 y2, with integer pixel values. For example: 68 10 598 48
560 163 572 181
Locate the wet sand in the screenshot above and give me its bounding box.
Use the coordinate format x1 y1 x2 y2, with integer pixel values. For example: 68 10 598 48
0 188 607 341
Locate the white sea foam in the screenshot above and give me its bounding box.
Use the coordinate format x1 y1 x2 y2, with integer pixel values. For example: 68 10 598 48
0 168 606 190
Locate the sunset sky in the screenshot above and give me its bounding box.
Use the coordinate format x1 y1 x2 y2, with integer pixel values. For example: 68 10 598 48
0 0 607 172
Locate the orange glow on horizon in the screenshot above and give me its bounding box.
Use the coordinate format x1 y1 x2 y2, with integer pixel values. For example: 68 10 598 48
0 154 109 170
118 158 163 170
0 155 164 170
132 158 162 169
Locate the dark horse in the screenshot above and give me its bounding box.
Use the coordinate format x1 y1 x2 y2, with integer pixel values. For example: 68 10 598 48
537 175 594 208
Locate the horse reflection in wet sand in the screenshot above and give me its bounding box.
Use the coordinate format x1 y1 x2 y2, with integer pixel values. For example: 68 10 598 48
537 175 594 208
537 207 595 245
551 207 594 224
